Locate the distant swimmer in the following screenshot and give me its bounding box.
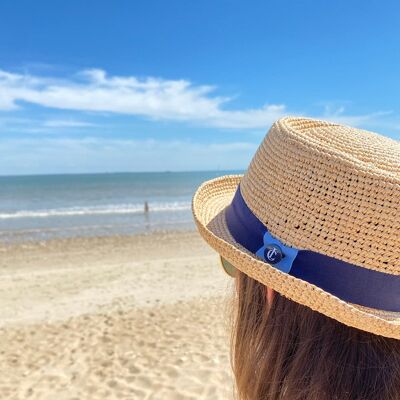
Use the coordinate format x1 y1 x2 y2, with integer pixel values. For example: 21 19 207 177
144 201 149 213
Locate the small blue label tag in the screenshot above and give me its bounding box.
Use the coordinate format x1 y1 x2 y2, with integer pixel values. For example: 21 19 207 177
255 231 299 273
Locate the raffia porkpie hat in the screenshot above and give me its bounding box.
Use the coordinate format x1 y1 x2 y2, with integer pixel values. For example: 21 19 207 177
192 116 400 339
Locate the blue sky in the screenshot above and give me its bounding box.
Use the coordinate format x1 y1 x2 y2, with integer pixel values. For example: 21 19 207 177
0 0 399 175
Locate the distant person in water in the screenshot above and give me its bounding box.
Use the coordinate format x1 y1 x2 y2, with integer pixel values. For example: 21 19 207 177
193 117 400 400
144 201 149 214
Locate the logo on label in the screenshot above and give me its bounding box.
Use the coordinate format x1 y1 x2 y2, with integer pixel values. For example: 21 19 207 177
264 244 284 264
255 232 297 273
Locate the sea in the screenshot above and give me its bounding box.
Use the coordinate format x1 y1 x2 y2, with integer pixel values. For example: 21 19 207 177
0 171 242 244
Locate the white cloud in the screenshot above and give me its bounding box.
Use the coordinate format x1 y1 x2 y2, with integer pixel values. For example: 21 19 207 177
0 115 96 134
0 137 256 175
319 104 393 128
43 119 97 128
0 68 396 132
0 68 286 129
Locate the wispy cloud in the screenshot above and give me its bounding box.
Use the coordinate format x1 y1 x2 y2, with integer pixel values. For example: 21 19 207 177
0 115 96 134
42 119 97 128
1 67 391 131
318 103 393 128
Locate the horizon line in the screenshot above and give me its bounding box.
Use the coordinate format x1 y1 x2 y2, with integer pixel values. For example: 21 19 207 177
0 168 246 178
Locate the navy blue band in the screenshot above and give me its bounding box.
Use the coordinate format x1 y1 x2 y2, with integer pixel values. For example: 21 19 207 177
225 186 400 312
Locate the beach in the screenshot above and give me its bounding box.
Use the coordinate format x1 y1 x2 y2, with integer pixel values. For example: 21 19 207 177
0 231 234 399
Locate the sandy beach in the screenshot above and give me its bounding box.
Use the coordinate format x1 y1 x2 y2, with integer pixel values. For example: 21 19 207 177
0 231 234 399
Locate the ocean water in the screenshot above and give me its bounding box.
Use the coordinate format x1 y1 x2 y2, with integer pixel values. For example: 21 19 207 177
0 171 242 243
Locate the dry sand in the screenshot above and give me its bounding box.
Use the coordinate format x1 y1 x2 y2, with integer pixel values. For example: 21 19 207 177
0 231 234 399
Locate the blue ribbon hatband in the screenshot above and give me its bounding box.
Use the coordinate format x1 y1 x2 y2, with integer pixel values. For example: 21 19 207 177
225 185 400 312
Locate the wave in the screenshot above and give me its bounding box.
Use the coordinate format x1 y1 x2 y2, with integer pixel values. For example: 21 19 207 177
0 201 191 219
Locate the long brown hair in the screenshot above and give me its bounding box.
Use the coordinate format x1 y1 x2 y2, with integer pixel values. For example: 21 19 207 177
232 271 400 400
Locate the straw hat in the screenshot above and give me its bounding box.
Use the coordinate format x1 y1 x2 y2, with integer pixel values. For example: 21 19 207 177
192 116 400 339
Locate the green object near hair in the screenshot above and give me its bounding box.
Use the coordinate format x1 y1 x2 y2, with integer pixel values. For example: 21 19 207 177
220 256 237 278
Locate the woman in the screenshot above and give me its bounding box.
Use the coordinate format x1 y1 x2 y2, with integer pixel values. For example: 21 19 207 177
192 117 400 399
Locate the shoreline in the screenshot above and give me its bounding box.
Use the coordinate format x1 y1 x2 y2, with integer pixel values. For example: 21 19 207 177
0 222 196 246
0 228 201 261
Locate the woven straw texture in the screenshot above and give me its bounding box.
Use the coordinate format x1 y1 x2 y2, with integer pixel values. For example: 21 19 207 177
192 117 400 339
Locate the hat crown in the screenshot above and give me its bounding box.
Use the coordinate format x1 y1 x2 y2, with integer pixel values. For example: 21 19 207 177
240 117 400 275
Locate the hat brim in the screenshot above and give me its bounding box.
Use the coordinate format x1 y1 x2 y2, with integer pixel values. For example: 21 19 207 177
192 174 400 339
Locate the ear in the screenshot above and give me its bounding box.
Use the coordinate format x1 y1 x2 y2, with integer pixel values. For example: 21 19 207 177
266 286 275 305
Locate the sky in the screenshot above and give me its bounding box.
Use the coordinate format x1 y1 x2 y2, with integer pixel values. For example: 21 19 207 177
0 0 400 175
